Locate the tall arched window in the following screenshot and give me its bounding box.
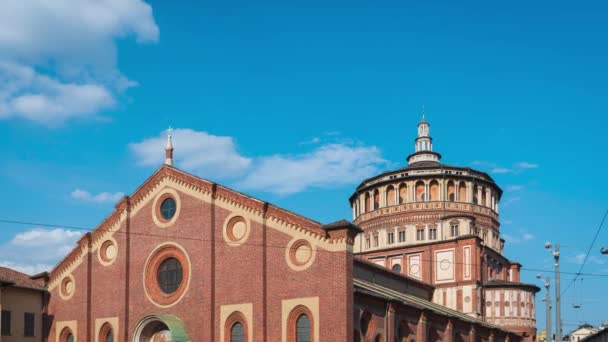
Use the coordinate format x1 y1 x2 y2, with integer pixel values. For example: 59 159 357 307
398 184 407 204
386 186 395 206
447 181 455 201
99 322 114 342
458 181 467 202
231 322 245 342
296 314 311 342
415 181 426 202
429 180 439 201
288 305 314 342
225 311 248 342
373 190 380 210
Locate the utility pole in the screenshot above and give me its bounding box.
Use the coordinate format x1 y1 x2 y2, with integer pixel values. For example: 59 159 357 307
537 274 552 342
546 242 562 342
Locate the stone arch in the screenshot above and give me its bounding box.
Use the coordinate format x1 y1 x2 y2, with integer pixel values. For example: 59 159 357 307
365 193 371 213
482 188 488 207
386 185 396 206
473 185 480 205
399 183 407 204
447 180 456 202
133 315 189 342
415 181 426 202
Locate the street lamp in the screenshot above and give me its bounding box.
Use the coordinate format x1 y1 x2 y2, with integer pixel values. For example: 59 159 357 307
545 242 562 342
536 273 552 342
601 246 608 255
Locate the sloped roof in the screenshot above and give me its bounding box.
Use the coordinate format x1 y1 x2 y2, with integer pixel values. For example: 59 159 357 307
354 277 517 335
0 267 47 291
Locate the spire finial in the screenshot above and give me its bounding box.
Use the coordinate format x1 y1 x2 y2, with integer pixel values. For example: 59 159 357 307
422 105 425 120
165 126 174 166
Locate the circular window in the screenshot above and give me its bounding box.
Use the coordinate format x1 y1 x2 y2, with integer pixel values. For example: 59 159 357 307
223 215 250 246
144 243 191 307
286 239 316 270
60 275 75 300
157 257 183 295
152 189 181 228
99 238 118 265
160 198 176 220
392 264 402 273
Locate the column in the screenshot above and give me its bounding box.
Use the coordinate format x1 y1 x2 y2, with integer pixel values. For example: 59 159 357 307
394 187 399 205
417 311 427 342
387 303 396 342
469 325 476 342
445 319 454 342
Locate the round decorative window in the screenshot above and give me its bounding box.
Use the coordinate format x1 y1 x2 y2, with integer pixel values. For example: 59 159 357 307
223 215 250 246
98 238 118 265
60 275 75 300
464 296 471 303
160 197 176 220
144 243 191 307
152 189 181 228
157 257 183 295
286 239 316 271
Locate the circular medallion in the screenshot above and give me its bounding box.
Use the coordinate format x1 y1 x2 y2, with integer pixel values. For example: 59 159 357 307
439 259 451 270
60 275 75 300
409 264 420 275
286 238 316 271
464 296 471 303
98 237 118 266
223 215 251 246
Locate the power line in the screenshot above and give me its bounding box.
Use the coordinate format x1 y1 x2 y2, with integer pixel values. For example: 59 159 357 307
2 218 608 277
561 208 608 296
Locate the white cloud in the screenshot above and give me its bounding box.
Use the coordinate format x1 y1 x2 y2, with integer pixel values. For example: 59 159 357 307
501 230 535 244
567 253 606 266
130 129 387 195
506 185 524 192
0 228 83 275
0 0 158 125
70 189 124 203
238 144 387 195
473 161 539 174
129 129 252 179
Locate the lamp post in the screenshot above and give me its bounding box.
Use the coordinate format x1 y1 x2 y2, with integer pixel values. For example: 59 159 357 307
601 246 608 255
537 274 552 342
545 242 562 342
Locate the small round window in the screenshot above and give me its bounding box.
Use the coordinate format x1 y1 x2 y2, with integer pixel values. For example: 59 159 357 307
160 198 176 220
157 257 183 294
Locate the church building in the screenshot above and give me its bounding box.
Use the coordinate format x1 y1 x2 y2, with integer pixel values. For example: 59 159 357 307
33 116 535 341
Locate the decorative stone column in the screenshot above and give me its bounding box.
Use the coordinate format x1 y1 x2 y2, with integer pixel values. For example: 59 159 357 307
469 325 476 342
445 319 454 342
417 311 427 342
387 302 396 342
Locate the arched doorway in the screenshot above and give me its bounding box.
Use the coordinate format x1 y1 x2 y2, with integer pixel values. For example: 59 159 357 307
133 315 189 342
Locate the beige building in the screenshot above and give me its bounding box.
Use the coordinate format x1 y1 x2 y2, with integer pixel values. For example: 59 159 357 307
0 267 48 342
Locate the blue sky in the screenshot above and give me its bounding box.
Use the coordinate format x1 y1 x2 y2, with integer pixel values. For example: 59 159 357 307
1 0 608 332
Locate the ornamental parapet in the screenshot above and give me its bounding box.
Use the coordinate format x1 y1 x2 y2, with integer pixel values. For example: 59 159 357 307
354 201 498 224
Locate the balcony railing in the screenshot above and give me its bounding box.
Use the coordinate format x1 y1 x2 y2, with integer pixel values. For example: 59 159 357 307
355 201 498 223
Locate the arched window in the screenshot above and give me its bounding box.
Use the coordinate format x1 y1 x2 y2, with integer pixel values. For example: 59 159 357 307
458 181 466 202
373 190 380 210
225 311 248 342
231 322 245 342
60 327 74 342
473 185 479 204
391 264 402 273
99 322 114 342
288 306 314 342
386 186 395 206
415 181 425 202
296 314 311 342
447 181 455 201
365 193 371 213
481 188 487 207
398 184 407 204
429 180 439 201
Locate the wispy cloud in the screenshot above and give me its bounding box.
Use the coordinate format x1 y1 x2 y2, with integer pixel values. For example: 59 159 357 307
566 253 606 266
502 230 535 244
70 189 124 203
238 144 386 195
472 161 539 174
0 228 82 275
505 185 524 192
130 129 252 179
131 129 386 195
0 0 159 125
